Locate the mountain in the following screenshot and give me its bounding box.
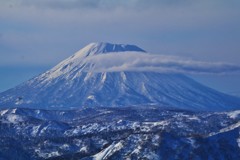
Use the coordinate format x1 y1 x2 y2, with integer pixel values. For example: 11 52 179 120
0 42 240 111
0 107 240 159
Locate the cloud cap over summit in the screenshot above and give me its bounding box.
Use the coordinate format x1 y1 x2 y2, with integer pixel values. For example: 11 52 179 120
60 42 240 75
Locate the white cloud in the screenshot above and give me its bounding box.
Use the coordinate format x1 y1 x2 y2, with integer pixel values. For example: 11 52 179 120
82 52 240 74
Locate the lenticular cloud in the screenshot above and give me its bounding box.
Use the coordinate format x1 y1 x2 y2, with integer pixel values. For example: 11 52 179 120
83 52 240 74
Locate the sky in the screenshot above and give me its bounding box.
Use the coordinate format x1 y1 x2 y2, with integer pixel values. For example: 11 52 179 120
0 0 240 96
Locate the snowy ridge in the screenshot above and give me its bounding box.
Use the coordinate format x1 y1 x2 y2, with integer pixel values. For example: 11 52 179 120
93 141 124 160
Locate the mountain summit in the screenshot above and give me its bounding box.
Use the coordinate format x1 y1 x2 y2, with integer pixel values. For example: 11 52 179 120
0 42 240 111
80 42 146 54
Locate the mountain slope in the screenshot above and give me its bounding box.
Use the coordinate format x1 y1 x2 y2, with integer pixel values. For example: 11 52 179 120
0 42 240 111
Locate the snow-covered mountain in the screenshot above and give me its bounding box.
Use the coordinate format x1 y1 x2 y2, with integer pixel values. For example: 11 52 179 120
0 42 240 111
1 43 240 159
1 107 240 159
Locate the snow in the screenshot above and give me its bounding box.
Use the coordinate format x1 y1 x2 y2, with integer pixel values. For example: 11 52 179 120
219 122 240 133
237 138 240 148
84 72 93 82
45 151 60 158
93 141 123 160
117 119 123 123
187 116 201 121
80 146 88 153
227 110 240 119
72 139 82 147
152 135 160 146
143 120 170 127
6 114 23 124
32 125 41 136
60 144 70 150
120 72 126 81
132 122 140 130
40 126 49 134
101 72 107 83
187 138 198 148
11 108 17 114
15 100 23 105
208 122 240 137
87 95 95 100
0 109 8 116
132 146 142 154
35 110 40 114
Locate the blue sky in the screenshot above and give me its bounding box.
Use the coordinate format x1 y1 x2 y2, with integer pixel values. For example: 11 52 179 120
0 0 240 96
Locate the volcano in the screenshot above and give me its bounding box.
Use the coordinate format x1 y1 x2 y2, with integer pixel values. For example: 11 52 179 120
0 42 240 111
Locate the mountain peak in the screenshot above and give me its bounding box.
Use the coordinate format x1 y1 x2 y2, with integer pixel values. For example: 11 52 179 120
74 42 146 58
69 42 146 61
88 42 146 53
